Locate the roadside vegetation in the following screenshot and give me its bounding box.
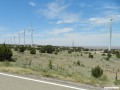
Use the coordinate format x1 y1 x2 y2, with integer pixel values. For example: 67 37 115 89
0 43 120 87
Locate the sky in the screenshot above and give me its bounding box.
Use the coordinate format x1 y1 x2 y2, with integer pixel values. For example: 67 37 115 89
0 0 120 47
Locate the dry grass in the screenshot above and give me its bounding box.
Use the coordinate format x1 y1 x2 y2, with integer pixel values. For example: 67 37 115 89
0 66 33 75
0 49 120 86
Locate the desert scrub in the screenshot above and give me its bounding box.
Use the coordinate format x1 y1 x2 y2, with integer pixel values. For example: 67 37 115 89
40 45 55 53
48 60 53 69
19 46 26 53
89 54 93 59
0 44 13 61
91 65 103 78
30 48 36 54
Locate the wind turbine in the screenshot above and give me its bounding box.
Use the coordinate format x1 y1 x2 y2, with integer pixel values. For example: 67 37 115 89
23 29 26 47
31 28 33 47
28 22 34 47
18 32 21 45
14 35 16 46
11 37 12 45
109 13 113 51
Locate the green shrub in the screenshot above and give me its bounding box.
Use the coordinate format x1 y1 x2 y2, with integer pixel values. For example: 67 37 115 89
0 44 13 61
68 50 72 54
30 48 36 54
91 65 103 78
84 48 89 51
102 53 106 56
48 60 53 69
40 45 55 53
19 46 26 53
89 54 93 58
14 46 19 51
76 60 80 66
107 53 112 58
54 51 58 55
116 53 120 58
104 49 109 53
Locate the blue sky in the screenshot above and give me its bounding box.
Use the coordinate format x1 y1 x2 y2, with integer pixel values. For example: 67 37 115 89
0 0 120 46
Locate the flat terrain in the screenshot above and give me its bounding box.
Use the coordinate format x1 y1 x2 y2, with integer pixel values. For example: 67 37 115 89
0 49 120 87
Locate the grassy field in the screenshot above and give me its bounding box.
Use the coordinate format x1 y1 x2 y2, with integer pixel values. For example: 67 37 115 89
0 48 120 87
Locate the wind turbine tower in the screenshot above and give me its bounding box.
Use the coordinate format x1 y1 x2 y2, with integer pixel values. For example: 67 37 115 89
31 29 33 47
14 35 16 46
24 29 26 47
11 37 12 45
109 13 113 51
18 32 20 45
30 22 33 47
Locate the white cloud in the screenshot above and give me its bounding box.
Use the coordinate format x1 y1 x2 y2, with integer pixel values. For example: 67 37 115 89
112 14 120 22
38 1 81 24
89 17 108 25
49 28 73 34
56 19 77 24
29 2 36 7
41 2 69 18
56 13 80 24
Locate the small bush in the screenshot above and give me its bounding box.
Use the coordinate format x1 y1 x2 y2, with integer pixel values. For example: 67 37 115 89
0 44 13 61
19 46 26 53
91 65 103 78
116 53 120 58
68 50 72 54
89 54 93 58
76 60 80 66
102 53 106 56
14 46 19 51
48 60 53 69
54 51 58 55
40 45 55 53
30 48 36 54
107 53 112 58
104 49 109 53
